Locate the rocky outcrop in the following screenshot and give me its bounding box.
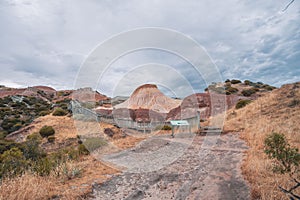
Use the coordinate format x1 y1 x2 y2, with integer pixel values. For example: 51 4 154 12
114 84 181 113
72 87 109 102
168 93 249 120
113 84 250 121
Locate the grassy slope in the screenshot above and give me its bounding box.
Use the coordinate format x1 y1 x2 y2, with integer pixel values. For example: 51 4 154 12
224 82 300 199
1 114 144 200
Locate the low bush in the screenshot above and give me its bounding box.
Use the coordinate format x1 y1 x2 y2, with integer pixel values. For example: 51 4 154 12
104 128 115 137
161 125 172 130
32 157 53 176
82 137 107 152
47 136 55 143
264 85 276 91
264 132 300 199
0 139 18 154
241 89 257 97
244 80 252 85
226 86 239 95
21 139 46 161
230 79 241 84
39 110 50 116
236 99 252 109
39 126 55 138
288 99 300 108
264 132 300 174
78 144 89 155
0 147 28 178
52 108 67 116
26 132 42 142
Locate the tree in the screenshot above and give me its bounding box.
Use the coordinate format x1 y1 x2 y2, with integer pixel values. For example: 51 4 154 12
264 132 300 199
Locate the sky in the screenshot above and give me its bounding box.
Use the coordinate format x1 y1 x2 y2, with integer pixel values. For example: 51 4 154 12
0 0 299 97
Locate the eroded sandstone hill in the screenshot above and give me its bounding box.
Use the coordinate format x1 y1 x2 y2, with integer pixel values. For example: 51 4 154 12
114 84 182 113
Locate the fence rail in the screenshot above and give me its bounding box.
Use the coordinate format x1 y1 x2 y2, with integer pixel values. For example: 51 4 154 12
71 101 200 133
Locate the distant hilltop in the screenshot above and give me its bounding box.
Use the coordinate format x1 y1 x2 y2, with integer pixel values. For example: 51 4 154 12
0 85 108 103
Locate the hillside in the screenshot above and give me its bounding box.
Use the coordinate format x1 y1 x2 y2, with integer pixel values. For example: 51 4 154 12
0 80 292 200
0 85 109 103
1 113 144 199
224 82 300 199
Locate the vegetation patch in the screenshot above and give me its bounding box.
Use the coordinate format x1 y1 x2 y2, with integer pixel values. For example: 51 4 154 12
241 88 257 97
47 136 56 143
0 96 51 134
235 99 252 109
230 79 242 84
264 132 300 199
82 137 107 152
39 126 55 138
52 107 68 116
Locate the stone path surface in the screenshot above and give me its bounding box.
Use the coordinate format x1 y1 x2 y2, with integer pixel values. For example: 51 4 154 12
90 133 250 200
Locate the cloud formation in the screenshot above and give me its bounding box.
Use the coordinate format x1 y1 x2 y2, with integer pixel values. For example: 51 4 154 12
0 0 299 97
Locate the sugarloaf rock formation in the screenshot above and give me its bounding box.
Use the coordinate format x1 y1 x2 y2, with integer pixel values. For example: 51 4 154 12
114 84 181 113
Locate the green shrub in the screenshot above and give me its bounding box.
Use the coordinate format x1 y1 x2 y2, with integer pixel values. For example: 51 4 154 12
264 85 276 91
288 99 300 108
52 108 68 116
82 137 107 152
241 89 257 97
226 86 239 95
47 136 55 143
264 132 300 199
26 132 42 142
0 147 28 178
244 80 252 85
230 79 241 84
78 144 89 155
21 139 46 161
12 123 23 132
39 110 50 116
39 126 55 138
32 157 53 176
0 139 18 154
236 99 252 109
154 125 172 131
0 131 8 140
161 125 172 130
264 132 300 174
65 147 79 160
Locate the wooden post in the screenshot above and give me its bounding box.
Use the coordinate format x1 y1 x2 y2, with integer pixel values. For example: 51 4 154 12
171 125 174 138
197 111 201 130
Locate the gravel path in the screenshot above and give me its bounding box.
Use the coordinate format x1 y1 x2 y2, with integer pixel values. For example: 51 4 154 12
90 133 250 200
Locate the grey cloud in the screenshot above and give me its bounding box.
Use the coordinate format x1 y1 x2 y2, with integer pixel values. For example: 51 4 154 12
0 0 299 95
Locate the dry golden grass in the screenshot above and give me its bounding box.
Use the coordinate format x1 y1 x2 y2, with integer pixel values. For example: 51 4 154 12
224 82 300 199
0 156 120 200
1 116 145 199
0 173 56 200
112 136 145 149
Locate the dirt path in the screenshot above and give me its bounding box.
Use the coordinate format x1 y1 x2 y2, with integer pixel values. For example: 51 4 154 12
90 133 250 200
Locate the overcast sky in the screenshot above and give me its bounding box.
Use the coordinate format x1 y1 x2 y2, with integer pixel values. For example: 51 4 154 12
0 0 299 97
